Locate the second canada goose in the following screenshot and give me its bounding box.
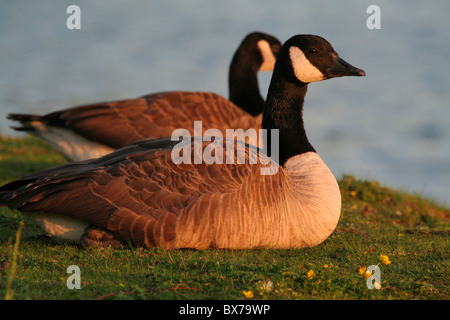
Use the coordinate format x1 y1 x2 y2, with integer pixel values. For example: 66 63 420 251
7 32 281 161
0 34 365 250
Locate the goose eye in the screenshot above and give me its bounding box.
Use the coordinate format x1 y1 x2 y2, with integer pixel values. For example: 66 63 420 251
309 48 318 54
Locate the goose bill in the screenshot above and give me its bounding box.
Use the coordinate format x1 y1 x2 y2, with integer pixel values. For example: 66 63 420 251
328 57 366 77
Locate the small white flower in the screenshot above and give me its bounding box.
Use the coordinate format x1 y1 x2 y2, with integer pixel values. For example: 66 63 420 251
259 279 273 292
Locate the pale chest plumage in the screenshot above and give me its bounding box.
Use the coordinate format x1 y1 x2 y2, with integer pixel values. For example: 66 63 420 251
171 151 341 249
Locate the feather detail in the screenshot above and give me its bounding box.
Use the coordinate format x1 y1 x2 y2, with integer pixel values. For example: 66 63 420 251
0 137 340 249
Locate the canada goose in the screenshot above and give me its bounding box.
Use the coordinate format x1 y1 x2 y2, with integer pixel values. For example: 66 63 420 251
0 34 365 250
7 32 281 161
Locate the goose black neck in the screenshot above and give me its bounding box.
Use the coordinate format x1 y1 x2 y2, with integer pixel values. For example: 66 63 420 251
262 73 316 166
228 60 264 117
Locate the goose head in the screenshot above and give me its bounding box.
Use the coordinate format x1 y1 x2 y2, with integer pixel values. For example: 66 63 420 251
277 34 365 84
231 31 282 73
263 34 365 165
229 32 282 116
254 32 282 71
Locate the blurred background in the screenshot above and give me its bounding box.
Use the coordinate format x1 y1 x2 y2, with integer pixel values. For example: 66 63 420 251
0 0 449 205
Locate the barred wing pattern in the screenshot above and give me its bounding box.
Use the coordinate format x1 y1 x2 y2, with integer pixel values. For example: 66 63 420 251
0 138 283 249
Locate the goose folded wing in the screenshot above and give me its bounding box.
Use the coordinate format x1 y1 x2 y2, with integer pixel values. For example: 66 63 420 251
0 138 279 248
54 91 249 149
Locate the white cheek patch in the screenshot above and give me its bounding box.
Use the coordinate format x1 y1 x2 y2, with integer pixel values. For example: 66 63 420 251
257 40 277 71
289 46 325 83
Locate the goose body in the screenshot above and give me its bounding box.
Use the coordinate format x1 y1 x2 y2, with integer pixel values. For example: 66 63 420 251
8 32 281 161
0 34 365 250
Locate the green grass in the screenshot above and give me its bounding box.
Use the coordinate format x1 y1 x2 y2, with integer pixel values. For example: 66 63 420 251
0 135 449 300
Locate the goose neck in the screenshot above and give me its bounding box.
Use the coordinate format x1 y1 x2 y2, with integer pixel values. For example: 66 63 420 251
262 75 315 165
228 64 264 116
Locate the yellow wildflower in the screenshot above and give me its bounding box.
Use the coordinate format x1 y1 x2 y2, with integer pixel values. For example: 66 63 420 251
380 254 392 265
307 269 316 279
359 266 374 278
243 290 254 298
374 282 381 289
323 264 329 268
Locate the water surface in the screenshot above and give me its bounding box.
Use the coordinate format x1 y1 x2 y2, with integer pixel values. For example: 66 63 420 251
0 1 449 205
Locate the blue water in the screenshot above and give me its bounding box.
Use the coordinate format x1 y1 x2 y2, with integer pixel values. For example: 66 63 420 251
1 1 449 205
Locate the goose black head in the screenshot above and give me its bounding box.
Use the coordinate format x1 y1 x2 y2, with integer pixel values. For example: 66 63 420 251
277 34 365 84
254 32 282 71
233 32 282 72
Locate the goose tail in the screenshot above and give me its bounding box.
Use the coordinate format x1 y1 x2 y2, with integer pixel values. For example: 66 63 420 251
7 113 45 132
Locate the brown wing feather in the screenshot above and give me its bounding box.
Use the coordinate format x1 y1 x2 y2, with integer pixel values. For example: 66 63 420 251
58 91 258 149
60 99 151 148
0 138 281 249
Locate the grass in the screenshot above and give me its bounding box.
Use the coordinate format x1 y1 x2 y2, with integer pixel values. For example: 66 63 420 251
0 135 449 300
